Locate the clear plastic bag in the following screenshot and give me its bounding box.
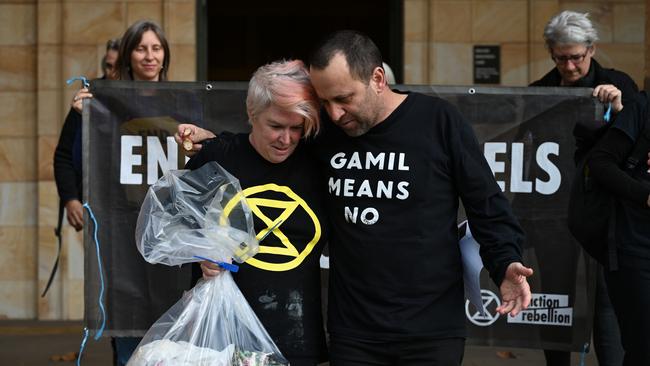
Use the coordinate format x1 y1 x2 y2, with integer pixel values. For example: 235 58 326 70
135 161 258 266
129 162 288 365
128 272 288 366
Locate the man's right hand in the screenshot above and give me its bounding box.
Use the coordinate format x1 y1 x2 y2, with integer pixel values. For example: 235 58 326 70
174 124 216 157
65 199 84 231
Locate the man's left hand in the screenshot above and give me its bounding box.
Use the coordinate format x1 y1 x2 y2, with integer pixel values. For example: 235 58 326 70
496 262 533 316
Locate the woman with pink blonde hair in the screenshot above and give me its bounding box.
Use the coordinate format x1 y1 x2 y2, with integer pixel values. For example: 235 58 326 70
179 59 328 366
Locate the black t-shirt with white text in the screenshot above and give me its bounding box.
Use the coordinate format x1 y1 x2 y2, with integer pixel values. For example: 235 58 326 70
312 92 523 340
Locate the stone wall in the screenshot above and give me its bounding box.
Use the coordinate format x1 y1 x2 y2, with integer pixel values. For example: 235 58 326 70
0 0 196 321
404 0 646 86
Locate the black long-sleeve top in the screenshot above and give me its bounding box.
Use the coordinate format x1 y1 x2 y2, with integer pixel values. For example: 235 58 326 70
589 93 650 259
589 129 649 204
54 108 82 203
313 92 524 340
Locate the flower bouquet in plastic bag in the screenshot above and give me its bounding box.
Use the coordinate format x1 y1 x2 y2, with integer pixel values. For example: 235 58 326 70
128 161 288 366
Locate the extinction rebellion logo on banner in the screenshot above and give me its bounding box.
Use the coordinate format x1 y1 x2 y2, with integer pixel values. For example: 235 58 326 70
507 293 573 327
466 289 501 327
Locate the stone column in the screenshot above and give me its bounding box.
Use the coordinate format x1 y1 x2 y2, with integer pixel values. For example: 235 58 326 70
0 0 38 320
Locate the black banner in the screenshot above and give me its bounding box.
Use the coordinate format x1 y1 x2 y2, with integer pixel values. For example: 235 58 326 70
84 80 600 351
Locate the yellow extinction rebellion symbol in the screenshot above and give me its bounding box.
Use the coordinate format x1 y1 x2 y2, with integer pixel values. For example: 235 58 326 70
223 183 321 272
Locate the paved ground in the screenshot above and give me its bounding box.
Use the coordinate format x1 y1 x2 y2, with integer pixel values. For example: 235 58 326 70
0 320 597 365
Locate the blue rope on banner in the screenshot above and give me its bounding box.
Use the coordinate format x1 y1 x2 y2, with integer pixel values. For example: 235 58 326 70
83 203 106 340
76 327 89 366
66 76 90 88
578 342 589 366
603 102 613 123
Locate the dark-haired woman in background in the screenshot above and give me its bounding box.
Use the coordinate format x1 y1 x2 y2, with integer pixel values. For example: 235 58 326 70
58 20 175 366
115 19 169 82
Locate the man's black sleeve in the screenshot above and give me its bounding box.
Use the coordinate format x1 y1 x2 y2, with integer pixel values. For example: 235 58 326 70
466 193 525 286
451 108 524 286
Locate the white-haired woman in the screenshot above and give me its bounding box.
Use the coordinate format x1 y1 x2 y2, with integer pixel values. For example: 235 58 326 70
530 10 638 366
532 10 637 115
533 10 639 170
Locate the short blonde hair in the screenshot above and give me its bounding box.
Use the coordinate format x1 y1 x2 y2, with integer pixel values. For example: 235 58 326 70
246 60 320 137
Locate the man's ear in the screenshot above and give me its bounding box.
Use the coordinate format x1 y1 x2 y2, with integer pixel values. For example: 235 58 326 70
371 66 387 93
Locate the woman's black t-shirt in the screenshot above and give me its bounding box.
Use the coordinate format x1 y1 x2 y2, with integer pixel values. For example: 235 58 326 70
187 132 328 362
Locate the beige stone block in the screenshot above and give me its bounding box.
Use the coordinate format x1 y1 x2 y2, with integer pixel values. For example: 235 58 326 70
38 226 59 281
62 45 99 84
38 135 56 180
560 3 613 43
530 0 559 42
0 138 37 181
0 227 36 280
37 1 61 45
127 2 163 27
613 4 644 43
62 88 77 117
404 0 429 42
431 43 472 85
37 226 67 319
62 2 124 45
37 45 61 90
0 4 36 46
432 0 472 42
164 1 195 45
0 280 36 319
0 92 36 137
502 43 529 86
597 43 644 88
38 90 64 136
0 182 37 226
64 278 83 320
93 40 116 76
94 43 104 77
53 214 84 322
38 278 62 320
404 41 429 84
63 226 83 280
529 42 555 83
38 181 58 228
0 46 36 92
168 44 195 81
472 1 527 43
